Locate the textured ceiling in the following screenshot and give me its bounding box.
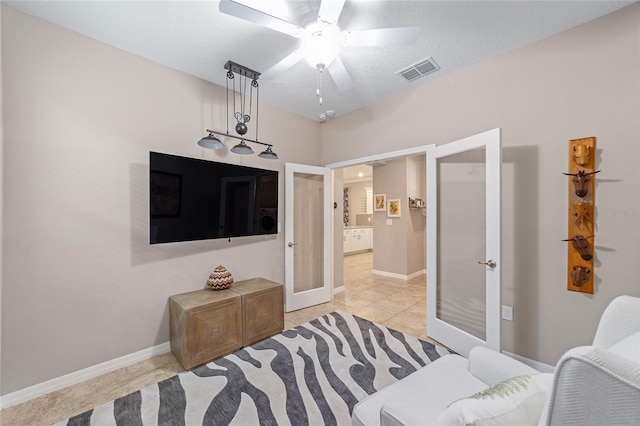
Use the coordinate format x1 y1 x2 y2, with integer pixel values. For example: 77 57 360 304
4 0 633 121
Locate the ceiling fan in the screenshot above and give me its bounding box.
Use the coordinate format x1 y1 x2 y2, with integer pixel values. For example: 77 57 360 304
219 0 419 102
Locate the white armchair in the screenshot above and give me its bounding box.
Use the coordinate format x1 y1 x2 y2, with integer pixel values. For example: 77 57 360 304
542 295 640 425
352 295 640 426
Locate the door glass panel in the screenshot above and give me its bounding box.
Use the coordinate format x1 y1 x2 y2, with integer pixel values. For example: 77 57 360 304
293 172 324 293
436 147 486 340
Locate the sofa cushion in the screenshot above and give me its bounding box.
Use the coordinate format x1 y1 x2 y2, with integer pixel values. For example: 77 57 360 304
351 354 487 426
608 331 640 363
435 373 553 426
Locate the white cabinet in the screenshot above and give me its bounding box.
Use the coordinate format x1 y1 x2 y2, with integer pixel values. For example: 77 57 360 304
343 229 355 253
344 228 373 254
361 228 371 250
343 232 353 253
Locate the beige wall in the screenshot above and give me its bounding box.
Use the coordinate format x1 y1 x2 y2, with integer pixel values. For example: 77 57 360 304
322 4 640 365
0 6 321 395
406 155 426 275
372 159 408 275
371 157 425 277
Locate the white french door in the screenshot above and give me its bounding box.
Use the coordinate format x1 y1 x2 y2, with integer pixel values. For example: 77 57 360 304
426 128 502 356
284 163 332 312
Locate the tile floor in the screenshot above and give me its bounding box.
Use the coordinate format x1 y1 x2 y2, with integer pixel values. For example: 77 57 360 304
285 252 431 341
1 252 434 426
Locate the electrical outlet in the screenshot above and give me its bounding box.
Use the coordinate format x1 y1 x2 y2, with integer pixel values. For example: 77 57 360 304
501 305 514 321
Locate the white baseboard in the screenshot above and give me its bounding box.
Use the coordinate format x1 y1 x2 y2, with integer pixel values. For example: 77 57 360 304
504 350 555 373
0 342 171 410
333 286 345 294
407 269 427 280
372 269 426 280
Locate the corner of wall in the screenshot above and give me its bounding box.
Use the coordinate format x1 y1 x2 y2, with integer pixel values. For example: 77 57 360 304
0 3 5 396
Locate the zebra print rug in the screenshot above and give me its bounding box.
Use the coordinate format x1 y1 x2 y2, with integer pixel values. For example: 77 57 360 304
59 311 450 425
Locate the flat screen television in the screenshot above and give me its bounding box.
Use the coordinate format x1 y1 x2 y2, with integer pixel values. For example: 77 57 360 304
150 151 278 244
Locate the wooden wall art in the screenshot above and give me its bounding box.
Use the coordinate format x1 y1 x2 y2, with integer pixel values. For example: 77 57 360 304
563 137 598 294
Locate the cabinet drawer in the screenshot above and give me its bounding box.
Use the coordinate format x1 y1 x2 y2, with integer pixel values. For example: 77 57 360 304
241 286 284 346
169 290 242 370
186 298 242 367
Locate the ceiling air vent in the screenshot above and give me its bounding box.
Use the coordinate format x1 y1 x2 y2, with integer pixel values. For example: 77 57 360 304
397 57 440 82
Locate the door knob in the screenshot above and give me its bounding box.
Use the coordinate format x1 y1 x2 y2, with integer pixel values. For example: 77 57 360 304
478 260 497 268
288 242 297 247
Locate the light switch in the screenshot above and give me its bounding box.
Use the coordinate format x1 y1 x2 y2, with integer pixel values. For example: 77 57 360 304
501 305 514 321
386 219 393 225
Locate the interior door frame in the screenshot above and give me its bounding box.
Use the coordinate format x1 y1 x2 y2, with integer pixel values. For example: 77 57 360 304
426 128 502 356
325 144 437 289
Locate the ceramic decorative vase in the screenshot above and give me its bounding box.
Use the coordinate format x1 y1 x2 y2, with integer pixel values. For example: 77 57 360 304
207 265 234 290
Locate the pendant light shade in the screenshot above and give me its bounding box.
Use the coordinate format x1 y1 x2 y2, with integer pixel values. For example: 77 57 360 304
230 140 254 155
197 133 225 150
258 146 279 160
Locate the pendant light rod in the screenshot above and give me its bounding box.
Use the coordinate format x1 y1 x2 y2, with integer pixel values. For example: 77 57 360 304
205 129 272 148
224 60 260 80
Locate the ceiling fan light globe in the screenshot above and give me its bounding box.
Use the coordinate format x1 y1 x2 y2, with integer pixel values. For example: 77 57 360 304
302 23 340 68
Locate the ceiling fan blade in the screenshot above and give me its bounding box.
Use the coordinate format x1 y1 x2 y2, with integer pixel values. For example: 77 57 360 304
219 0 303 37
261 49 304 80
318 0 346 24
343 27 420 46
327 56 354 92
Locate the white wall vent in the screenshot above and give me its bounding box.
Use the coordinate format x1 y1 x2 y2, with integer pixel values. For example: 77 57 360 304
397 57 440 82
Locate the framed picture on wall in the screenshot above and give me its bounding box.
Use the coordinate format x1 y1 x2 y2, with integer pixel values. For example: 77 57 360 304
374 193 386 211
387 199 401 218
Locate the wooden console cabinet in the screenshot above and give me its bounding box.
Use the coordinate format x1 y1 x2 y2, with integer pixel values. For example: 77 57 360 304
169 278 284 369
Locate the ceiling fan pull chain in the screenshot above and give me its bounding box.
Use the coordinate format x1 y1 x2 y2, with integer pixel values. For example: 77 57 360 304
317 65 324 105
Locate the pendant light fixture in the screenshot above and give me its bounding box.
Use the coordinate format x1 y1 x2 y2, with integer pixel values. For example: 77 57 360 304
197 61 278 159
230 140 254 155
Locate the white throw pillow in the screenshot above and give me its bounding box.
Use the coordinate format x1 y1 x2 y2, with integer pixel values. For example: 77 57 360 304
608 331 640 363
436 373 553 425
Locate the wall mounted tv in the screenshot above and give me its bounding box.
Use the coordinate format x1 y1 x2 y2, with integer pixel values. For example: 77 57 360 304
150 152 278 244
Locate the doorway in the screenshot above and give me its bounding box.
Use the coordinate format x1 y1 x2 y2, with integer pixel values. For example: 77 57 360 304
338 154 429 287
328 145 435 338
